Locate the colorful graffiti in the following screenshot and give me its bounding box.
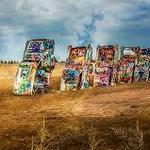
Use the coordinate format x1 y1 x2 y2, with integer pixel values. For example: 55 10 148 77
13 39 56 95
94 45 118 87
13 62 37 95
60 44 93 91
94 62 112 86
60 68 80 90
14 41 150 94
134 48 150 81
67 45 93 63
96 45 118 64
118 58 135 83
118 46 139 83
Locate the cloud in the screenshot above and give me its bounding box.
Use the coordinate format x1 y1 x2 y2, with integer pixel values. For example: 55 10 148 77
0 25 27 60
0 0 149 60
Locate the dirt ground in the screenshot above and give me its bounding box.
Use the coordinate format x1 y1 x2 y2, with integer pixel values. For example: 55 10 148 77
0 64 150 150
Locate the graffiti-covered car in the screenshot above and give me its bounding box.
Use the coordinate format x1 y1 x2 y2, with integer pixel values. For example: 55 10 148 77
94 45 119 87
118 46 139 83
134 48 150 82
13 39 56 95
13 62 37 95
94 62 112 87
60 67 80 90
60 45 93 91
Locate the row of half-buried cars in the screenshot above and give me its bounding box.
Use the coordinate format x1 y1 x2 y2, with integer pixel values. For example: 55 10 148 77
60 45 150 91
13 39 150 95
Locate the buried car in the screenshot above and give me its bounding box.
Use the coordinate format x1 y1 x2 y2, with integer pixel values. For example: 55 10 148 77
94 45 119 87
60 45 93 91
118 46 139 83
13 39 56 95
134 48 150 82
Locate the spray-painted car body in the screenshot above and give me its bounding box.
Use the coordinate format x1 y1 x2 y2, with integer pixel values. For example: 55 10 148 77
94 45 119 87
94 62 112 87
60 65 80 90
13 39 55 95
134 48 150 81
60 45 93 91
118 58 135 83
13 62 37 95
118 46 139 83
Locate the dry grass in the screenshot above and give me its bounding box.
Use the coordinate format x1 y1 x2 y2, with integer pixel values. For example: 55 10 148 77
31 117 59 150
31 117 102 150
31 118 144 150
111 120 143 150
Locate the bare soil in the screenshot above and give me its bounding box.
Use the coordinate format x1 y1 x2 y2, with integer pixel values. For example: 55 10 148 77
0 64 150 150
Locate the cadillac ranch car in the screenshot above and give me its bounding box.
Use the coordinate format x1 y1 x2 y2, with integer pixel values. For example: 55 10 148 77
94 63 112 87
134 48 150 82
118 46 139 83
13 39 56 95
94 45 119 87
60 45 93 91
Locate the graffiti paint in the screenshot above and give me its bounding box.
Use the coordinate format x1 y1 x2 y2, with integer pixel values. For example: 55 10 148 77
60 44 93 91
60 68 80 90
67 45 93 63
134 48 150 81
96 45 119 64
94 45 119 87
94 62 112 87
111 63 119 85
13 39 56 95
13 62 37 95
118 46 139 83
118 58 135 83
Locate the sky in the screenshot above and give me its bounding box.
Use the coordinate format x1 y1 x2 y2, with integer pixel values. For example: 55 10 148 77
0 0 150 61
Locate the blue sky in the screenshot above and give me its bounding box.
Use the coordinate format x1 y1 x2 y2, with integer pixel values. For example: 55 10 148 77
0 0 150 61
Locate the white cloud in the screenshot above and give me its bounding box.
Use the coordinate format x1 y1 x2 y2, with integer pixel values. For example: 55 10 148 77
0 0 149 60
0 25 27 60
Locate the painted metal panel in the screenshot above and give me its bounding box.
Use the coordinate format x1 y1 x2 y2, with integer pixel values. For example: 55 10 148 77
94 62 112 87
13 39 55 95
13 62 37 95
94 45 118 87
60 45 93 91
134 48 150 81
118 46 139 83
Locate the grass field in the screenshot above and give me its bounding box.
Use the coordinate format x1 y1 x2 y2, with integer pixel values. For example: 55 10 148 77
0 64 150 150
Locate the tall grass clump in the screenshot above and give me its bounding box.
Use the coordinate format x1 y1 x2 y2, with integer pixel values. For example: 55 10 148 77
111 120 143 150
